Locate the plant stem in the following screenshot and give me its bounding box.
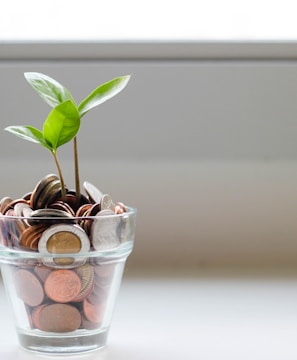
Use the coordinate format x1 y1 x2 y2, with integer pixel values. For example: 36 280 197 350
52 151 66 202
73 136 81 205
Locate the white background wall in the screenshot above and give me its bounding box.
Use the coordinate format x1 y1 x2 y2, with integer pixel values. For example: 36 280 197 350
1 43 297 268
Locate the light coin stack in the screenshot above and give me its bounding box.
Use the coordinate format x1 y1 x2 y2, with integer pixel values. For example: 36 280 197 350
0 174 131 334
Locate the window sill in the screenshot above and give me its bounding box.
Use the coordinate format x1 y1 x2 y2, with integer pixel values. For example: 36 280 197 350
1 40 297 61
1 268 297 359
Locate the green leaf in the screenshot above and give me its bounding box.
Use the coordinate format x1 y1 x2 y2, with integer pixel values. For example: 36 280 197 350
4 125 51 150
43 100 80 151
78 75 131 117
24 72 75 108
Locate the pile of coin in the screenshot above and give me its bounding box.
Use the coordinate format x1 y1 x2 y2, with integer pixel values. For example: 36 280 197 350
0 174 129 333
13 262 114 332
0 174 128 254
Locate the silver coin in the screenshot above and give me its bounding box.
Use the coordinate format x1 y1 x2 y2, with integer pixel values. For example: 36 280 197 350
119 211 136 243
28 208 74 226
22 206 33 218
83 181 103 204
100 194 115 211
31 208 72 218
91 209 121 251
37 179 61 209
31 174 59 209
14 202 32 217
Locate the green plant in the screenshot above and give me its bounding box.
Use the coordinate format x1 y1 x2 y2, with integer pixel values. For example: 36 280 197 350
5 72 130 201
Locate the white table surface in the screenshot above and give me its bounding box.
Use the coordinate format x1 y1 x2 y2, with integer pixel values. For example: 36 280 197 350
1 268 297 360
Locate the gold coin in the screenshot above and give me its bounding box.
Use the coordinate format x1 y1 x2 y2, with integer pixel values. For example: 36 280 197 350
46 231 82 254
46 230 82 266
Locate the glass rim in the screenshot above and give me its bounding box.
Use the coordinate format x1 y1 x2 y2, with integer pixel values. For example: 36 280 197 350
0 207 136 261
0 241 134 260
0 206 137 222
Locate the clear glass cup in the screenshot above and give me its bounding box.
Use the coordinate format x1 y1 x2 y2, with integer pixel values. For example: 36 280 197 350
0 208 136 354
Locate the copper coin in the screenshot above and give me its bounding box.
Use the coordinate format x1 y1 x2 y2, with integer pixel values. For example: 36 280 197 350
49 201 75 216
36 303 81 332
81 314 100 330
0 197 13 214
34 264 52 283
75 203 92 218
114 205 124 214
63 193 79 211
32 303 48 330
88 203 101 217
55 192 89 212
2 198 28 215
73 264 94 302
20 224 48 250
14 269 44 307
44 269 82 303
116 202 127 211
80 203 100 235
114 202 127 214
4 217 27 249
83 299 104 323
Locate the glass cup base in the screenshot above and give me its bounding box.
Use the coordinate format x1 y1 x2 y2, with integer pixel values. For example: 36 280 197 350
17 327 108 354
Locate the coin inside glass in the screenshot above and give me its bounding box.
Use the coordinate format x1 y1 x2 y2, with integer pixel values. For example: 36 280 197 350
46 231 82 254
46 232 82 266
38 224 90 268
83 181 103 204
